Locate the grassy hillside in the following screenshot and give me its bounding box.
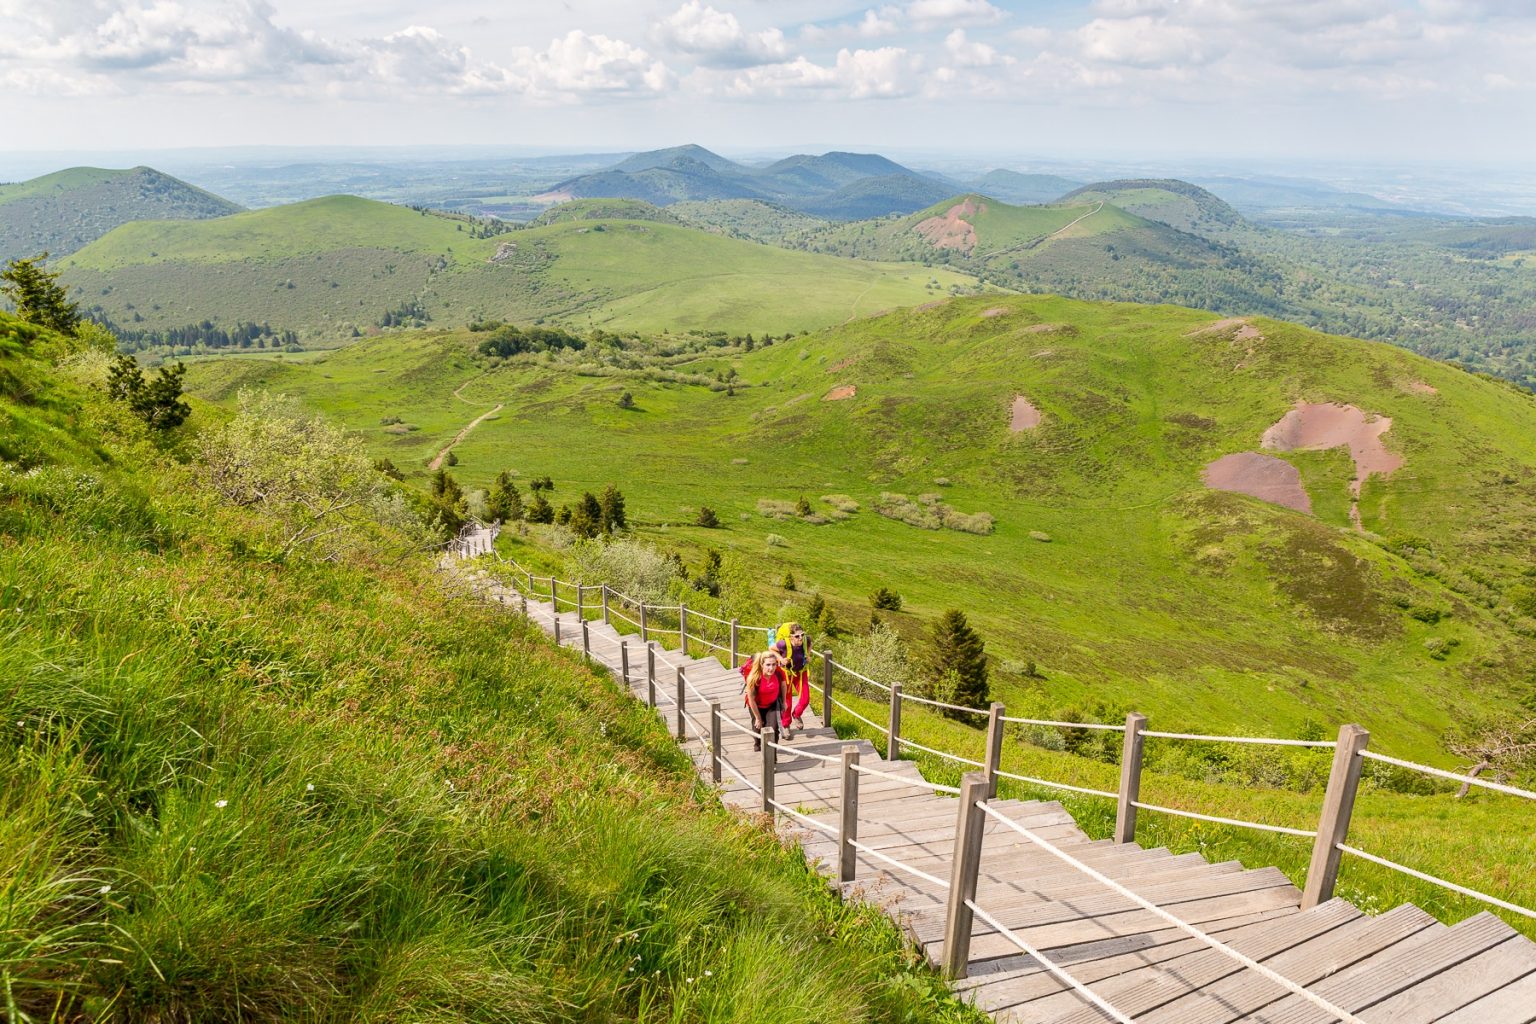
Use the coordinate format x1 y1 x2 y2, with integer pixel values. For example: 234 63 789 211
61 196 981 345
0 312 984 1022
184 294 1536 764
1060 178 1247 238
0 165 241 261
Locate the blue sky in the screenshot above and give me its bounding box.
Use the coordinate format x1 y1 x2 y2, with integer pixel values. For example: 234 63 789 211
1 1 1532 162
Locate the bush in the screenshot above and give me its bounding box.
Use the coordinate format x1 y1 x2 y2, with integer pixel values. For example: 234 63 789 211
765 533 786 548
782 572 796 591
870 587 902 611
696 506 720 528
822 494 860 514
918 610 988 714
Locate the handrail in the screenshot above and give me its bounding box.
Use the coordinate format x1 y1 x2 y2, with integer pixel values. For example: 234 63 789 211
830 696 889 735
893 733 986 770
898 690 989 716
847 839 951 888
1000 714 1125 731
995 768 1117 801
685 608 733 628
1337 843 1536 921
829 660 892 693
963 900 1136 1024
1130 800 1317 838
1143 730 1337 748
976 801 1370 1024
767 797 839 835
850 761 962 795
1359 750 1536 801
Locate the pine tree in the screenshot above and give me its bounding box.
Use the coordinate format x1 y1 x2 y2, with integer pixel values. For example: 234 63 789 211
695 506 719 528
1 254 80 335
599 483 626 533
487 471 523 522
569 491 603 538
525 492 554 524
921 610 988 715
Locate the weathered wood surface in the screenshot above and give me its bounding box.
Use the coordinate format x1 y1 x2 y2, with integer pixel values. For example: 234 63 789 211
464 560 1536 1023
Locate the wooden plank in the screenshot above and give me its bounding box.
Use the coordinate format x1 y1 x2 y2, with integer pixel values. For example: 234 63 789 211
1433 965 1536 1024
1367 935 1536 1024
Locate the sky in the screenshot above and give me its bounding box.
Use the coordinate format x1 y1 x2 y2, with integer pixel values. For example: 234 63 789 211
1 0 1533 164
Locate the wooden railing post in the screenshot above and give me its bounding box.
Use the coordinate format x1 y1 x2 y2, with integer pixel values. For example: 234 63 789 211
983 702 1006 798
760 727 775 816
675 667 687 741
646 643 656 708
601 585 609 625
640 602 649 643
942 772 990 979
580 619 590 659
519 593 528 618
730 618 739 667
549 577 558 612
620 641 630 691
680 603 689 657
552 615 561 647
1115 712 1148 844
822 650 833 724
710 702 722 784
839 744 860 883
887 681 903 761
1303 724 1370 909
576 584 584 622
527 570 534 593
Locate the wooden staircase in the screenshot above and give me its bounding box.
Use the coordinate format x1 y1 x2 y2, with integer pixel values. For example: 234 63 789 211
474 573 1536 1022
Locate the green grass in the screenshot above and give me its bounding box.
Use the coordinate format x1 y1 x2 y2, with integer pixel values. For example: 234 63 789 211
0 315 985 1023
59 197 982 343
183 294 1536 767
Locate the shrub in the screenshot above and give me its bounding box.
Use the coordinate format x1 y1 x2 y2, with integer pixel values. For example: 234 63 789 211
838 622 908 698
757 498 796 519
765 533 786 548
696 506 720 528
617 391 635 409
795 496 813 517
870 587 902 611
782 572 796 591
822 494 860 514
918 610 988 714
106 355 191 431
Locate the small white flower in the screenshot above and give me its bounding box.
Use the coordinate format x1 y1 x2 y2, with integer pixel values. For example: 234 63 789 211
306 783 315 791
98 884 112 894
704 970 712 977
687 977 694 984
214 799 228 808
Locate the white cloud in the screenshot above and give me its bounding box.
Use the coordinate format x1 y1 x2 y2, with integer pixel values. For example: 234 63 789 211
652 2 788 68
1076 16 1210 67
905 0 1007 30
727 46 919 99
943 28 1011 68
858 7 901 38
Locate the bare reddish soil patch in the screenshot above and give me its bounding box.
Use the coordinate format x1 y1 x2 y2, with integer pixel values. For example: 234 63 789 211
1262 401 1404 528
1404 380 1439 395
1203 453 1312 513
1009 395 1042 432
981 306 1009 318
823 385 857 402
913 198 984 253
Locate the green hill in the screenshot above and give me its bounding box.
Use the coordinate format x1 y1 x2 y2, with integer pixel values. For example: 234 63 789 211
61 195 981 346
0 165 242 261
184 293 1536 764
1060 178 1249 239
0 311 985 1021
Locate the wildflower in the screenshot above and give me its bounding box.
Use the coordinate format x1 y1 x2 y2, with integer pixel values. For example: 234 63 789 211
704 970 712 977
214 799 228 808
98 884 112 894
306 783 315 791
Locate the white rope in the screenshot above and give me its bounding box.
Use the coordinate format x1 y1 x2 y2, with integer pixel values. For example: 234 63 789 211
848 839 951 889
895 734 987 769
767 741 840 763
995 769 1118 801
899 690 989 716
999 715 1125 732
721 713 760 738
831 661 893 693
831 696 890 735
1130 801 1318 838
975 802 1369 1024
609 607 641 628
685 608 733 627
850 761 963 795
1358 750 1536 801
1144 731 1336 748
963 899 1136 1024
719 755 761 795
767 798 839 835
1337 844 1536 921
688 636 731 656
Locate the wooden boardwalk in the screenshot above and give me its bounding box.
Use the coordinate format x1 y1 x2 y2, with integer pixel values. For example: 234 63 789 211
465 566 1536 1023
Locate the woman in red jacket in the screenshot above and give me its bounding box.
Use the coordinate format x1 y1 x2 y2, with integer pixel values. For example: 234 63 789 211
740 648 787 752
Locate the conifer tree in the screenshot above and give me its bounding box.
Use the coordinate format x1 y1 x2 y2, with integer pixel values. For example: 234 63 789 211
1 254 80 335
599 483 626 533
921 610 988 714
487 471 523 522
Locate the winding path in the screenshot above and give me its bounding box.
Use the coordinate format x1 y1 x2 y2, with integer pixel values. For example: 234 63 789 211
428 403 503 471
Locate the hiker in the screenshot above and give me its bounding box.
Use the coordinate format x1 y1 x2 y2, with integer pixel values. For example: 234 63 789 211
740 648 787 752
768 621 811 735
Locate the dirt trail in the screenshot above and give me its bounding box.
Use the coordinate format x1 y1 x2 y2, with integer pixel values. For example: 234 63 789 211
974 201 1104 261
452 373 490 405
429 404 504 471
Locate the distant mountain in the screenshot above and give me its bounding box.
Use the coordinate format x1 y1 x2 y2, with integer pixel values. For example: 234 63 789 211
0 166 242 261
969 170 1085 205
539 144 954 220
1059 178 1247 239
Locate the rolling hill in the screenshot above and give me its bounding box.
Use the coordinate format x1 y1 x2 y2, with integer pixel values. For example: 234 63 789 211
540 144 955 220
0 165 242 261
61 195 982 345
967 169 1086 205
1060 178 1248 239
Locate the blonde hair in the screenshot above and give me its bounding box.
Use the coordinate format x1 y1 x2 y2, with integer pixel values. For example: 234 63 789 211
744 649 782 691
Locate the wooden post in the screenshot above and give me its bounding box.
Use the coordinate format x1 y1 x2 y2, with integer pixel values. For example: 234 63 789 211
983 702 1006 798
760 727 775 816
640 602 649 643
680 603 689 658
581 619 590 659
887 681 903 761
576 584 584 621
730 618 739 667
710 702 722 784
822 650 833 725
1115 712 1148 844
620 641 630 691
549 577 558 610
1302 724 1370 909
553 615 561 647
601 585 609 625
839 744 860 883
527 570 534 593
520 593 528 618
941 772 991 979
646 644 656 708
675 667 686 741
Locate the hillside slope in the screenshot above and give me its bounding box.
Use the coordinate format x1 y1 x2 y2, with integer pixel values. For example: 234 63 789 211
0 165 242 261
0 313 983 1023
184 294 1536 765
61 196 980 344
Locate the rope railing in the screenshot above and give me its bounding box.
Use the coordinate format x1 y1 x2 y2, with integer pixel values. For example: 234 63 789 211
994 768 1117 801
1143 730 1337 748
850 761 962 795
1130 800 1318 838
829 660 892 693
893 733 986 770
1000 714 1125 731
831 696 890 735
1359 750 1536 801
1337 844 1536 921
898 689 989 716
767 797 840 835
847 839 951 888
975 801 1371 1024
